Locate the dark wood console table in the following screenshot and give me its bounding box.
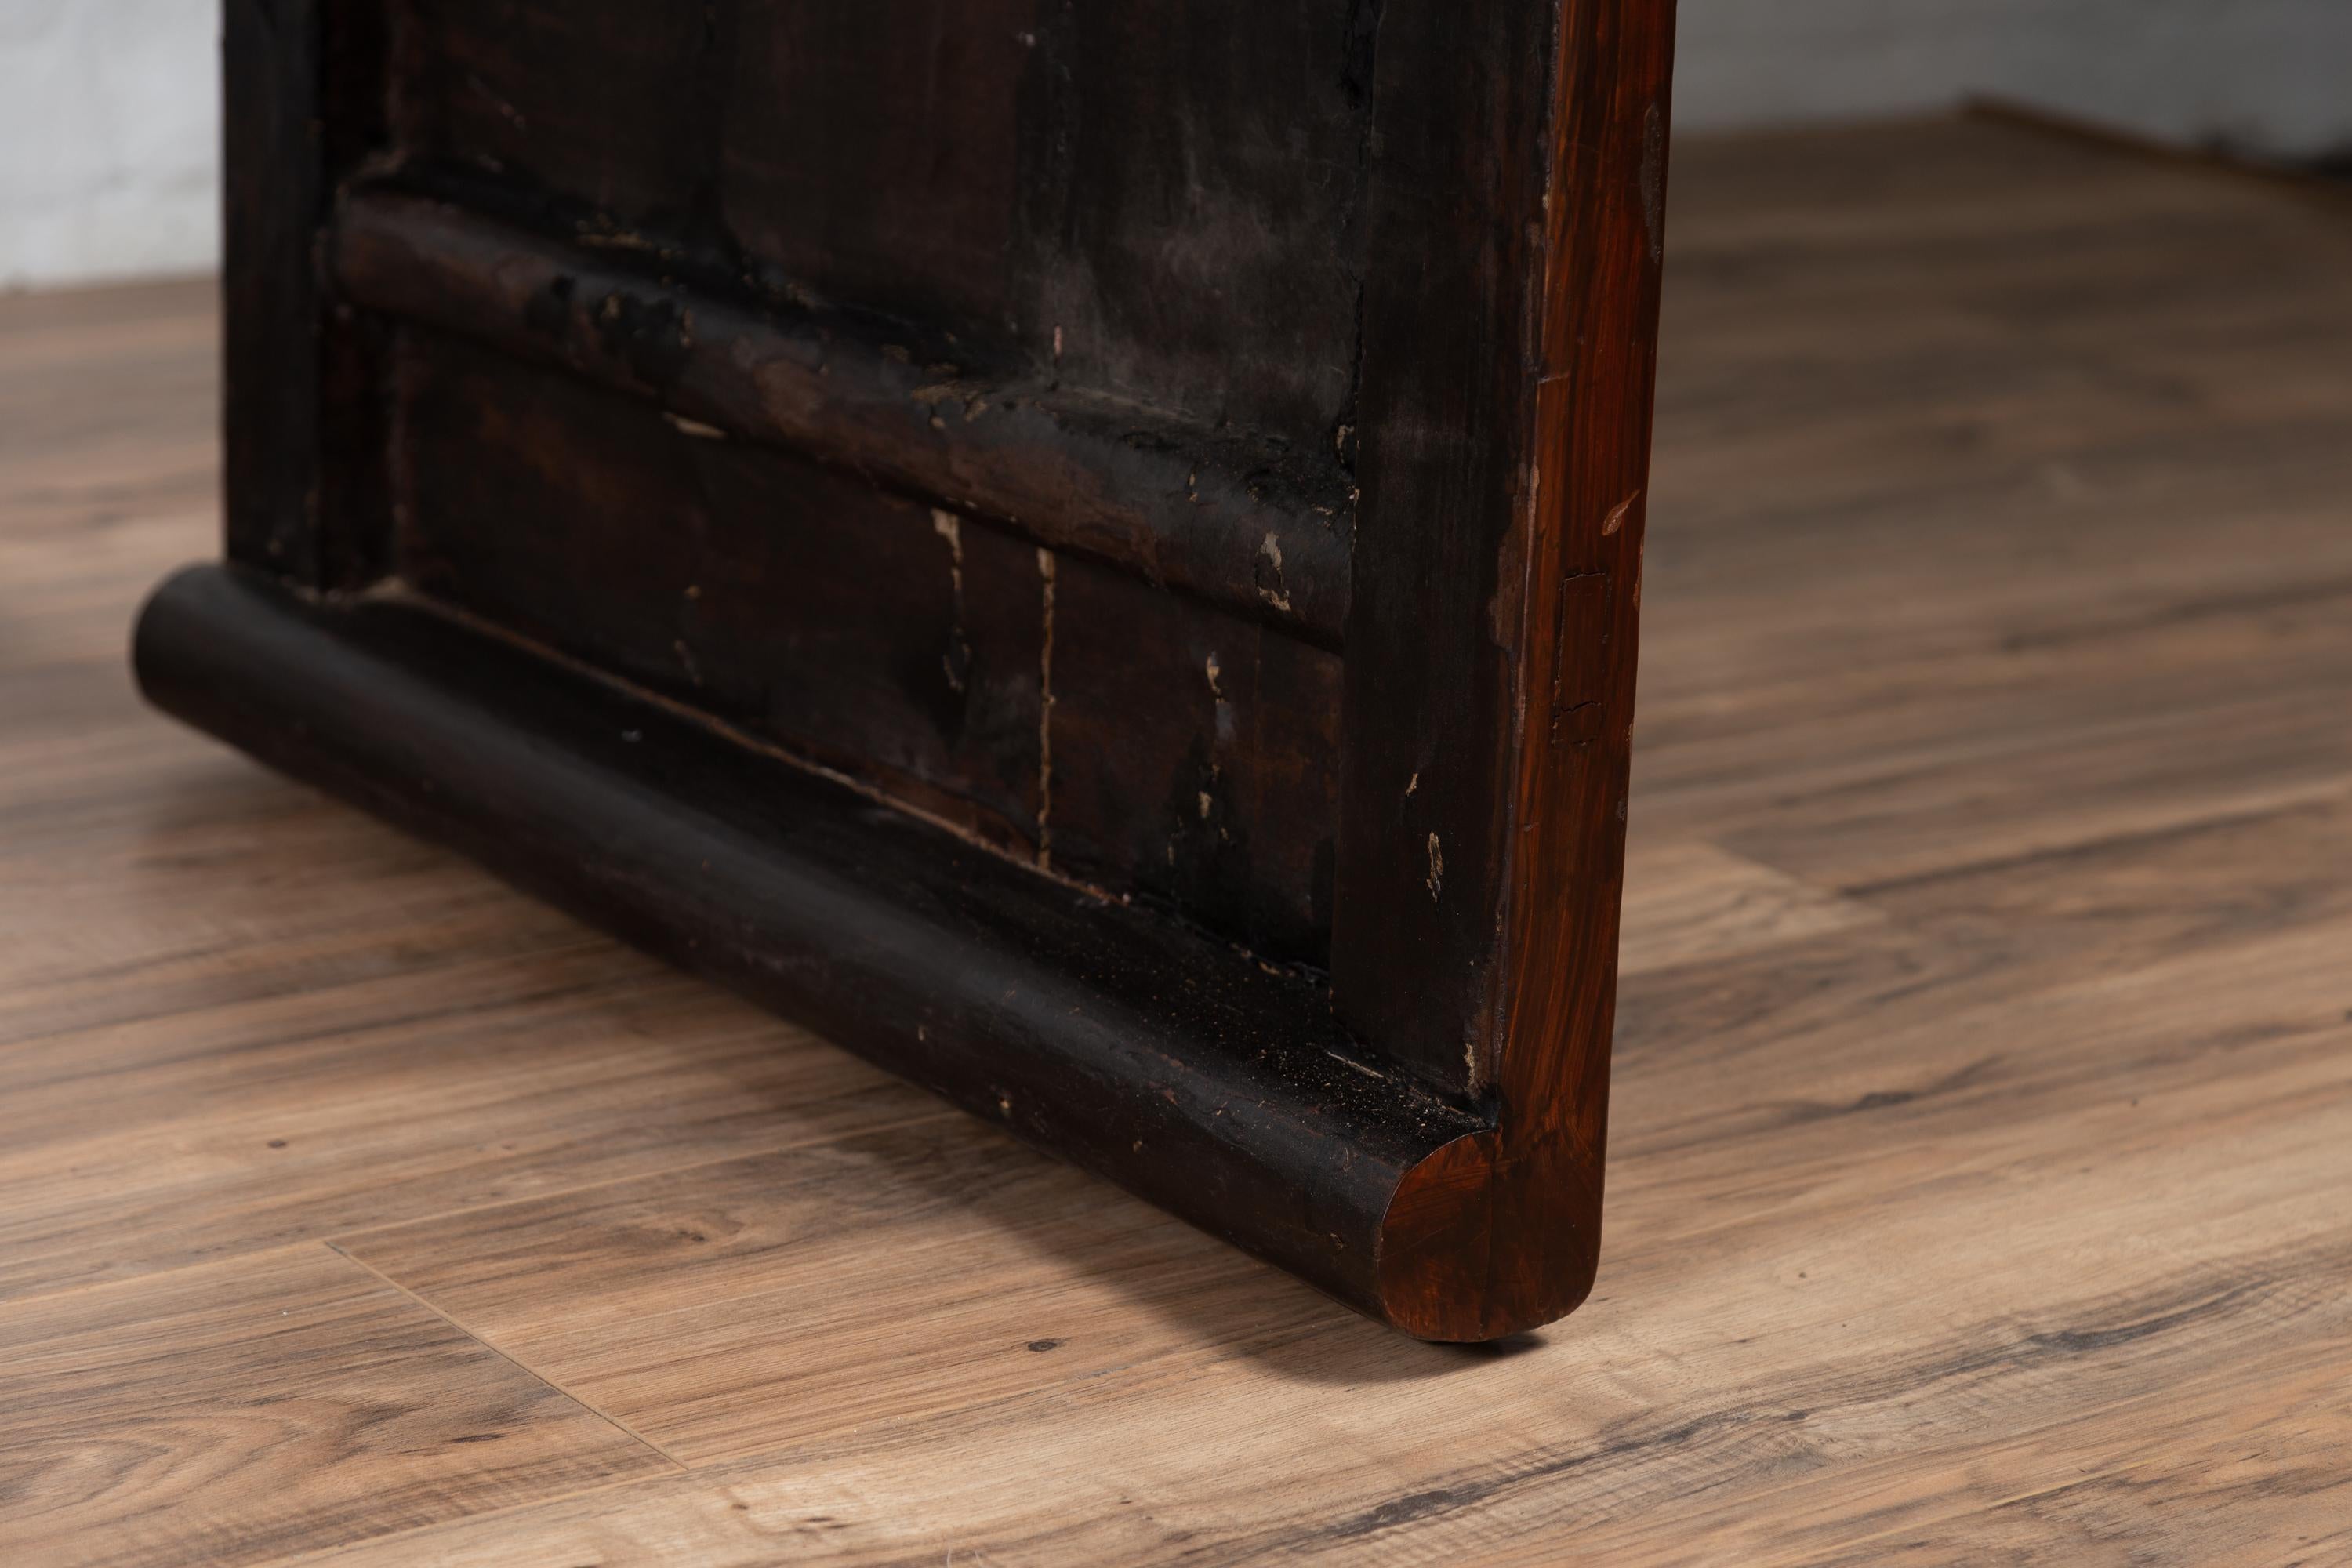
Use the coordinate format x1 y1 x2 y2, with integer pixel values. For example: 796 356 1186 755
136 0 1676 1338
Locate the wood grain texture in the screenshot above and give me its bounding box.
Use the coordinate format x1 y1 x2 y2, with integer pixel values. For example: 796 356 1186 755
383 0 1376 439
11 114 2352 1563
384 328 1343 944
336 1122 1353 1465
0 1247 670 1567
0 927 936 1302
391 328 1055 854
1045 550 1345 960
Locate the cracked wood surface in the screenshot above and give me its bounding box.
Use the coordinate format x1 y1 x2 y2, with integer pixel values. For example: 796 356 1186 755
7 115 2352 1563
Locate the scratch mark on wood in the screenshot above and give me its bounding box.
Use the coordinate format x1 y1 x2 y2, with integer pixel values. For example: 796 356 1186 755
1426 832 1443 902
933 510 968 695
1037 548 1057 870
1257 532 1294 613
662 412 726 440
1603 489 1639 536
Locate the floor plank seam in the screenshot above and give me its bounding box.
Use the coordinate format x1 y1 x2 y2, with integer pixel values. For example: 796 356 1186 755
324 1240 695 1473
0 1087 958 1321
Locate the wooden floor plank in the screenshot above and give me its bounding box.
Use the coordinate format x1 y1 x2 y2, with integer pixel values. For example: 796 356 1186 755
1618 837 1886 977
0 970 942 1302
5 117 2351 1564
289 1209 2352 1567
0 1245 673 1568
338 1122 1353 1464
1636 116 2352 893
0 684 942 1303
1737 1358 2352 1566
0 743 942 1301
327 864 2352 1557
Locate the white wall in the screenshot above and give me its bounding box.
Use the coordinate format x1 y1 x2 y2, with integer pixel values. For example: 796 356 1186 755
1 0 219 288
1675 0 2352 159
3 1 2349 288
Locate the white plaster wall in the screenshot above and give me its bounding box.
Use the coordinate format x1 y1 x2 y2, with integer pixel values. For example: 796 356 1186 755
0 0 218 288
1675 0 2352 158
3 2 2349 287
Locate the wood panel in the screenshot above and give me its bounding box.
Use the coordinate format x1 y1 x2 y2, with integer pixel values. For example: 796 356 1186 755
387 0 1373 437
13 114 2352 1563
390 330 1344 949
394 331 1051 851
388 0 712 226
1047 552 1344 959
239 0 1387 1117
335 193 1355 645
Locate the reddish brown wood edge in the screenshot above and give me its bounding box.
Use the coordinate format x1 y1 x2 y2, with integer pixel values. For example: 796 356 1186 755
132 564 1606 1341
1377 1131 1603 1341
1378 0 1668 1343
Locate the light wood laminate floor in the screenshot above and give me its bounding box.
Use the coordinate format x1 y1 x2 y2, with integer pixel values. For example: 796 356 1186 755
4 117 2350 1564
